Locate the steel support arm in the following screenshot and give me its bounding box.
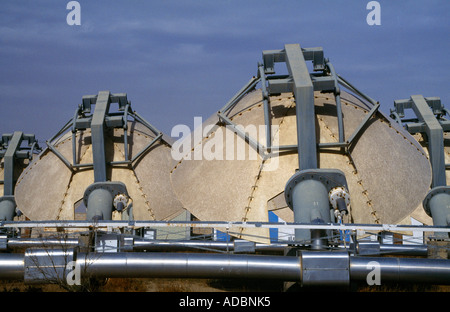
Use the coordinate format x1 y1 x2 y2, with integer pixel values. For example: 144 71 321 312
90 91 111 183
284 44 316 170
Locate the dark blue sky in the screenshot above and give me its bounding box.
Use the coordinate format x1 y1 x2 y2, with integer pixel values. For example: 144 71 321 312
1 0 449 142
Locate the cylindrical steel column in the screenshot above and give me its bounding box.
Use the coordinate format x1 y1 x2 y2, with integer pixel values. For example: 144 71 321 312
423 187 450 239
86 188 113 221
290 179 330 244
0 197 16 221
428 192 450 236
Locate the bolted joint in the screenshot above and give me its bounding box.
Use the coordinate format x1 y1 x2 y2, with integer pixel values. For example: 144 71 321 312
329 186 350 219
84 181 129 221
284 169 349 245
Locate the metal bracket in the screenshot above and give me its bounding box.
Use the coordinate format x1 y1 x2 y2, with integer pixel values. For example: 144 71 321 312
0 132 41 195
46 91 165 173
391 95 447 187
284 169 348 209
218 44 381 165
0 132 40 221
300 251 350 287
83 181 129 209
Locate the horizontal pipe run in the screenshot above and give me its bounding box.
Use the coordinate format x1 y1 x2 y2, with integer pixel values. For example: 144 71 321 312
79 252 302 281
2 220 449 237
0 252 449 285
0 253 24 280
379 244 428 257
2 237 428 256
350 256 450 285
134 240 429 256
6 238 79 250
131 239 287 253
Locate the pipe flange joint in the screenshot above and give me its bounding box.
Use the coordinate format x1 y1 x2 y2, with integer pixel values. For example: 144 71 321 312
422 186 450 217
113 194 128 212
329 187 350 210
284 169 348 209
83 181 129 208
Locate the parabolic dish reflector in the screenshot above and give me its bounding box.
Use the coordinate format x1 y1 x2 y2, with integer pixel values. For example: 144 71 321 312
15 121 184 221
170 89 432 243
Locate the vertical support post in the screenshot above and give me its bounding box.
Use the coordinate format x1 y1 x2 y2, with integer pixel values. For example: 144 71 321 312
3 132 23 196
284 44 317 170
290 179 330 245
0 131 39 221
394 95 449 237
410 95 446 188
91 91 111 183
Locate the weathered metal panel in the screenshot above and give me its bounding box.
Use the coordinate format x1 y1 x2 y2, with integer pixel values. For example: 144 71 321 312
14 120 184 222
170 89 432 243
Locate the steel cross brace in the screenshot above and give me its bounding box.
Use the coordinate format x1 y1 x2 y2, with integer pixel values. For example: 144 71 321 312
218 44 382 164
45 92 164 172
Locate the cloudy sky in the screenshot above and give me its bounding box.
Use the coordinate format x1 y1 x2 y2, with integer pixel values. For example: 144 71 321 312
0 0 449 144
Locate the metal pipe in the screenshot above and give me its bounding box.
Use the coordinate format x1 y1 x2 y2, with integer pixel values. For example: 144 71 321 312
7 238 79 249
79 252 302 281
86 188 113 221
350 256 450 285
379 244 428 257
0 253 24 280
0 251 449 285
131 239 287 253
290 179 330 245
0 197 16 222
423 187 450 239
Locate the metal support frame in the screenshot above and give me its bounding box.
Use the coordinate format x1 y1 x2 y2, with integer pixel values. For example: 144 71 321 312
284 169 349 247
391 95 450 237
392 95 446 187
284 44 317 170
89 91 111 183
217 44 380 159
46 91 166 172
0 132 40 221
43 91 169 221
220 44 391 249
265 44 350 247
